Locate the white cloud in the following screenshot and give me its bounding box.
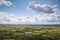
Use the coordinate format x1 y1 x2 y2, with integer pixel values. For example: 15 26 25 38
0 1 60 24
0 11 60 24
28 1 58 14
0 0 13 6
27 1 60 24
0 12 19 24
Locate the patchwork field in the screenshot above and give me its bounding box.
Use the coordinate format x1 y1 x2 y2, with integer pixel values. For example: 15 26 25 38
0 25 60 40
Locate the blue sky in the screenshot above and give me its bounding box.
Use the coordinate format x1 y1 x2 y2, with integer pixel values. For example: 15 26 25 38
0 0 60 16
0 0 60 24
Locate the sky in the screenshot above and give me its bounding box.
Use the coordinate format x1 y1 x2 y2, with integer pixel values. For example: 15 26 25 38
0 0 60 24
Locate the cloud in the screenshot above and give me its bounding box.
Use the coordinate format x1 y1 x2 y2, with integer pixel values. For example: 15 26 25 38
0 12 19 24
28 1 58 14
26 1 60 24
0 11 60 24
0 0 13 6
0 12 36 24
0 1 60 24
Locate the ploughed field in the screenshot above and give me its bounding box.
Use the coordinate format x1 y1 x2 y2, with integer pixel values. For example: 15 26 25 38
0 25 60 40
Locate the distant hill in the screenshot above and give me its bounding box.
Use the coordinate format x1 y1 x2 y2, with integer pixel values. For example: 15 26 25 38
0 24 60 26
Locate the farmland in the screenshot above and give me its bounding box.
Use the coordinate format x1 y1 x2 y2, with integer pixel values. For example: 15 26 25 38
0 25 60 40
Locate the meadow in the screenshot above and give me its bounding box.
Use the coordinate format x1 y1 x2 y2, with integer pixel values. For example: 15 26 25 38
0 25 60 40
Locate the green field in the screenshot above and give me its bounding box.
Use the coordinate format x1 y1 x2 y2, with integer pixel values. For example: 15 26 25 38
0 25 60 40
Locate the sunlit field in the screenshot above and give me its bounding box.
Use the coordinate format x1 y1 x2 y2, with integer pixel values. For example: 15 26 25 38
0 25 60 40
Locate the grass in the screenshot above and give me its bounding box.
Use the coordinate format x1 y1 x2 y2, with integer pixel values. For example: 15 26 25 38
0 25 60 40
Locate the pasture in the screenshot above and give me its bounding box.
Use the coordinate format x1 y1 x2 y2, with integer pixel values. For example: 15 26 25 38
0 25 60 40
